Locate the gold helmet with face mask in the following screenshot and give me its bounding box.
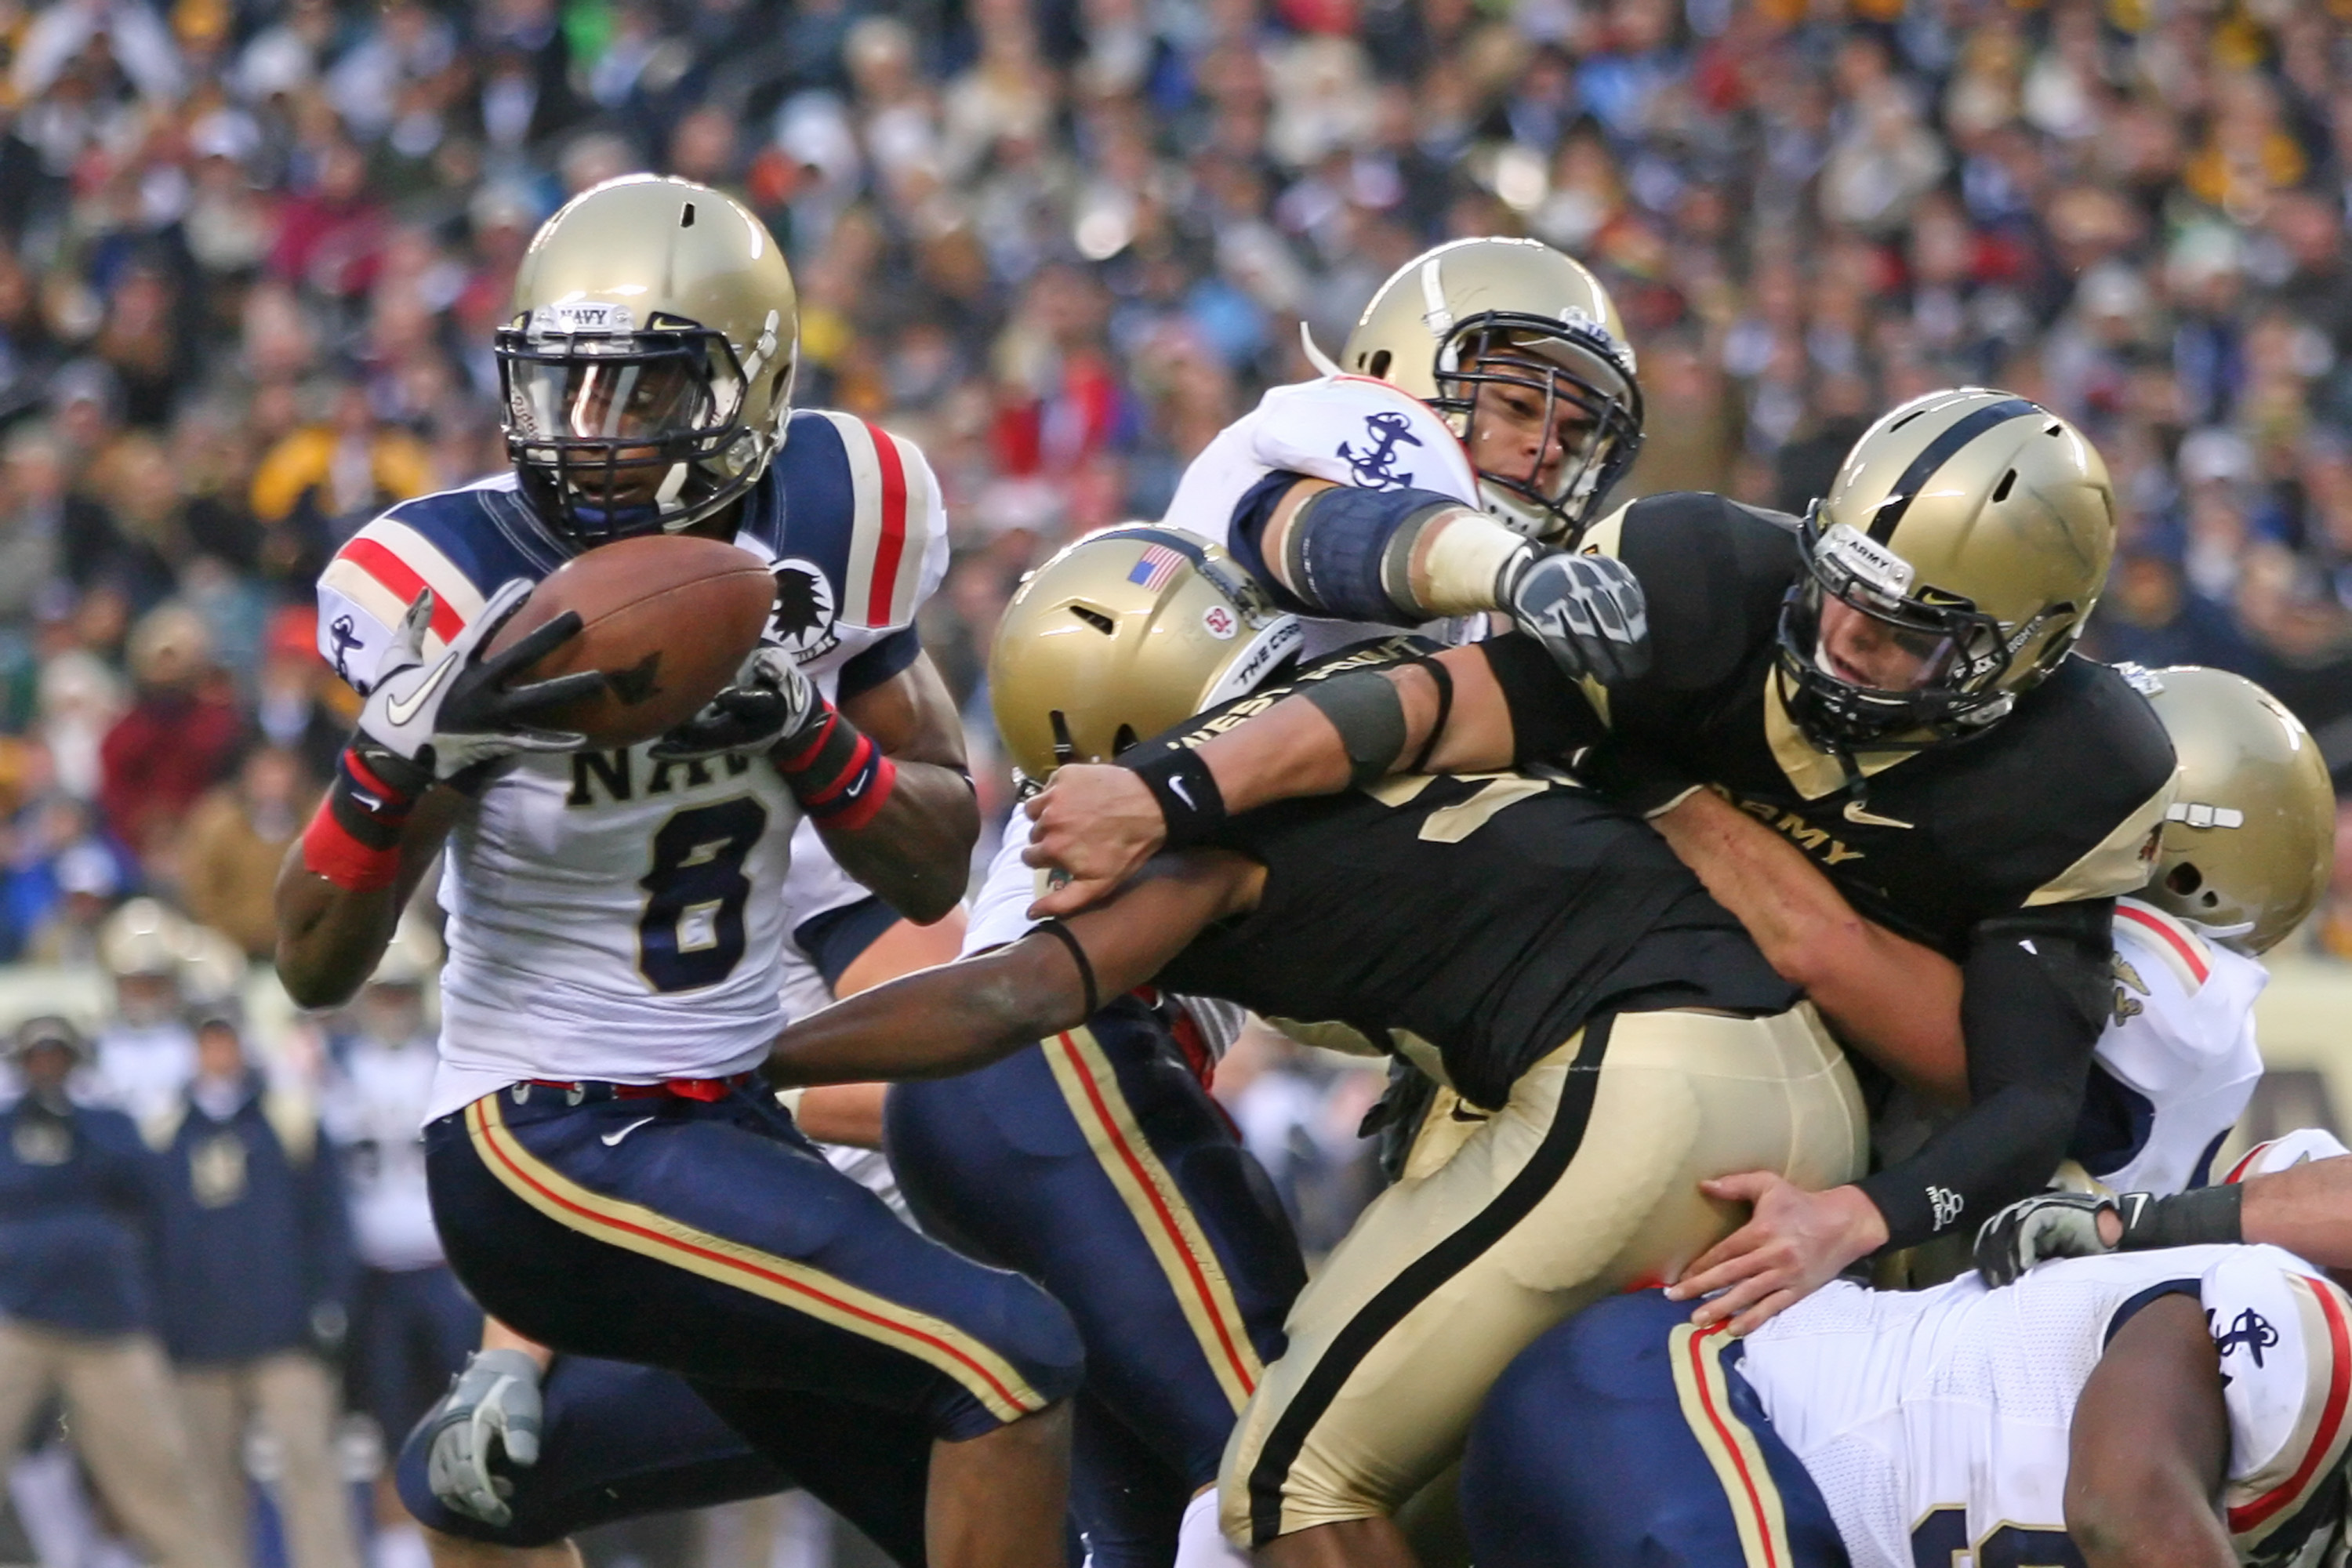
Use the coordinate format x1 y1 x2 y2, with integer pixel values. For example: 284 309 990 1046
2124 665 2335 954
498 175 799 543
1337 237 1643 546
1777 387 2116 753
989 526 1303 781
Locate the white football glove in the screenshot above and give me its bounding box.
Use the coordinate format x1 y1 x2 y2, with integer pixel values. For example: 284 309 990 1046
358 580 604 782
424 1348 545 1527
1973 1190 2117 1287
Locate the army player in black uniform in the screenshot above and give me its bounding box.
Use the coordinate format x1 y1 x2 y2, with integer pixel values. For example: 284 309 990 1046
1027 388 2176 1336
753 534 1984 1567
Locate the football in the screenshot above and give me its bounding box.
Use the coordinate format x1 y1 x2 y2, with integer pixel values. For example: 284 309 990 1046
486 534 776 750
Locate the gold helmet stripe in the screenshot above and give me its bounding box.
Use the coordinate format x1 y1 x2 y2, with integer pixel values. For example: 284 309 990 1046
1865 396 2042 545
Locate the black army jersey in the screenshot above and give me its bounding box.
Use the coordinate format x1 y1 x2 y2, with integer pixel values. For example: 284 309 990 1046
1492 492 2180 958
1476 492 2177 1249
1133 641 1798 1111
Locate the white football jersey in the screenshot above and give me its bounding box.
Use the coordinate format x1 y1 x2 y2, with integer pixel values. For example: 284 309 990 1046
1160 376 1485 659
2082 898 2268 1195
315 413 949 1120
1740 1246 2352 1568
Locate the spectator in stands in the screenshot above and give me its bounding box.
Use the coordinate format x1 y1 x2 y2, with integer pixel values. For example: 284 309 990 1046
0 1016 236 1568
248 383 432 592
90 898 199 1126
98 602 244 869
179 742 310 961
152 1008 361 1568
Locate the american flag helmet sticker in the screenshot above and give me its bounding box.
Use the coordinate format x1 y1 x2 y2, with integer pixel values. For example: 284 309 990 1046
1127 543 1188 592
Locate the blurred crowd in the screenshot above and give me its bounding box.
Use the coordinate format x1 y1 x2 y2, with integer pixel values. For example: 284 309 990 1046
7 0 2352 1556
2 0 2352 930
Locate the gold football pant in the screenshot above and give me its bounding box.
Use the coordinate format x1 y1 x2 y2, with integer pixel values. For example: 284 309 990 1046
1218 1003 1867 1548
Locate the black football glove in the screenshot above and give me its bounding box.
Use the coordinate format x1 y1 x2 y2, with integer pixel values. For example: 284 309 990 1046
356 581 602 788
651 645 820 762
1507 553 1651 686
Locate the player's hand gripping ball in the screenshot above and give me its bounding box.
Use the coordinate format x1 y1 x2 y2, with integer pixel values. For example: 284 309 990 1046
357 580 606 782
425 1348 545 1527
652 643 820 762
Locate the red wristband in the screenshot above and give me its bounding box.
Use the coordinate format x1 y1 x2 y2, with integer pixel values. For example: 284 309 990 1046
302 801 404 891
823 751 895 831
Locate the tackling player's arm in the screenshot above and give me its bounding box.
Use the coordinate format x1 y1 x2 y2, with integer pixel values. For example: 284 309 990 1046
2064 1293 2235 1568
1672 897 2113 1333
1023 641 1523 913
766 851 1261 1086
1642 787 1965 1103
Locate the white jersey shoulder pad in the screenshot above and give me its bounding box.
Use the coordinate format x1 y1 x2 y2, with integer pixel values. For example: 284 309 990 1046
758 409 949 638
2205 1246 2352 1558
1247 377 1479 504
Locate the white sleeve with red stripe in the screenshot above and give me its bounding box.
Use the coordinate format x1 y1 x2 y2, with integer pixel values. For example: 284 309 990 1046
2225 1130 2352 1185
2210 1246 2352 1559
2092 898 2267 1194
316 514 493 692
814 412 949 635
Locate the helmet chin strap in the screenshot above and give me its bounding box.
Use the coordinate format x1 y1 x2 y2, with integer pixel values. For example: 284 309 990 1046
1478 479 1563 543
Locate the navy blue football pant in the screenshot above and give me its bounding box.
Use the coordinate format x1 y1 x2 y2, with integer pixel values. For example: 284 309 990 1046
396 1352 931 1563
888 996 1308 1566
423 1080 1083 1533
1461 1288 1849 1567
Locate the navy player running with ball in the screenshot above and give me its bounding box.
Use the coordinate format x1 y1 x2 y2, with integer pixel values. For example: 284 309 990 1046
274 176 1077 1568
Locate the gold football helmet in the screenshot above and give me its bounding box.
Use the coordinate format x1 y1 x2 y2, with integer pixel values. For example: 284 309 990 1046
1339 237 1642 546
989 525 1303 781
499 175 800 543
1778 388 2116 751
2128 665 2335 954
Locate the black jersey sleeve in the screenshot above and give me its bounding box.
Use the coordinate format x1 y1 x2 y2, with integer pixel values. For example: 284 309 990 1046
1603 493 1801 701
1855 898 2114 1250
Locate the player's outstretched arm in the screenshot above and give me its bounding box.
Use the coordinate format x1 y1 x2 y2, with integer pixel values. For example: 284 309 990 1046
767 851 1261 1085
2065 1293 2234 1568
1022 643 1519 916
1979 1148 2352 1287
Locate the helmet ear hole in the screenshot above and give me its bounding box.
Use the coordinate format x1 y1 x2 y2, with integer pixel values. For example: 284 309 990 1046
1112 724 1139 757
1367 349 1392 379
2165 862 2204 896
